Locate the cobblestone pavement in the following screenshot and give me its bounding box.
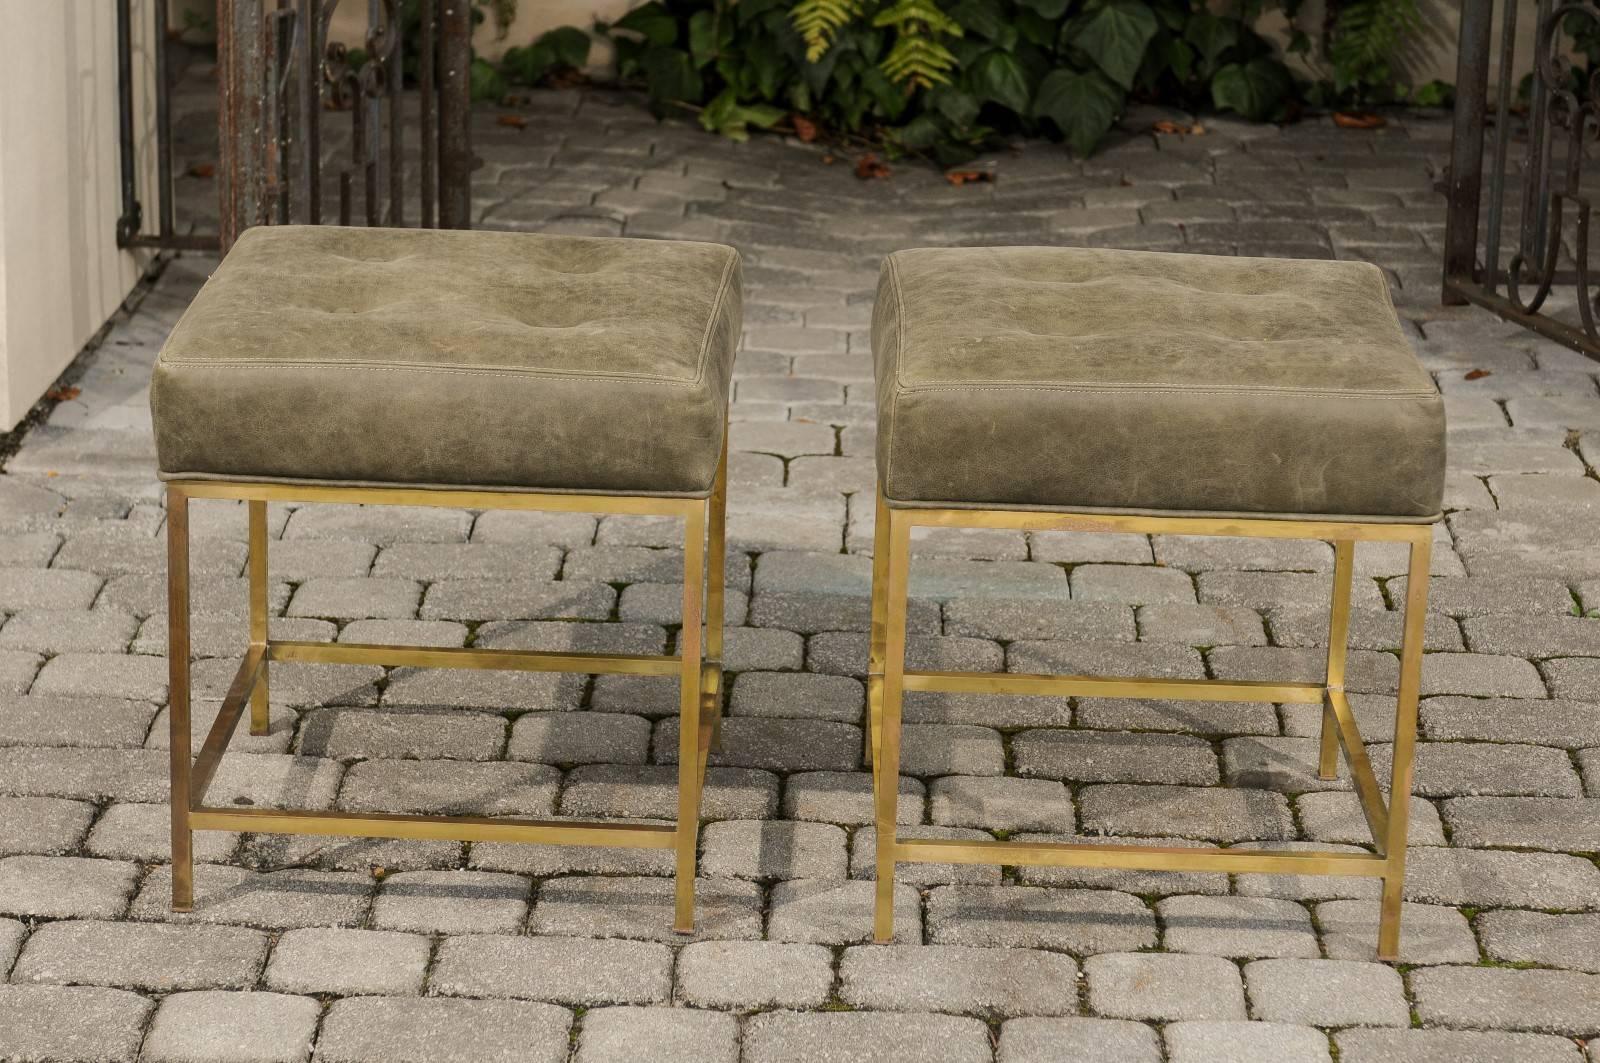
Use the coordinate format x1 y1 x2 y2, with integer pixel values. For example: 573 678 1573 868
2 84 1600 1062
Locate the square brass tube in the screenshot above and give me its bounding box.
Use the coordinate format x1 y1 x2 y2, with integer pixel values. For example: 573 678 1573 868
166 445 728 934
865 491 1433 961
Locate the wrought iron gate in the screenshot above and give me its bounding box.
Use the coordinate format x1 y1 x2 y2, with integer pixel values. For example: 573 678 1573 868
1443 0 1600 362
119 0 475 253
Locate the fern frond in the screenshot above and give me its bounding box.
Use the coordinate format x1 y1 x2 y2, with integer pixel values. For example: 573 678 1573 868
880 36 958 88
871 0 961 37
791 0 862 62
1329 0 1421 92
873 0 961 88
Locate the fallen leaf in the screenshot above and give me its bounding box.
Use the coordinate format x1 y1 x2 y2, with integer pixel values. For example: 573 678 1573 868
1464 368 1492 380
1333 111 1387 130
188 162 216 179
371 865 387 880
792 115 820 143
855 153 891 180
45 386 81 402
1152 119 1208 137
497 114 530 129
945 169 995 187
821 154 837 166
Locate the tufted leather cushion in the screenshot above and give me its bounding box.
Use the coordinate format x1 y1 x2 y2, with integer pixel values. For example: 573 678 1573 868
873 246 1445 520
151 225 742 496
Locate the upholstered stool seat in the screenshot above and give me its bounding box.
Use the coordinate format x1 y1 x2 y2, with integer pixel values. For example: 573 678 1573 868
863 244 1445 963
153 224 740 936
873 246 1445 519
153 225 741 495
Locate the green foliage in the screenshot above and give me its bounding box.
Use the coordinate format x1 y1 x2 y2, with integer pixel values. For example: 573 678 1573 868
503 27 593 85
1325 0 1421 103
469 57 507 101
561 0 1408 162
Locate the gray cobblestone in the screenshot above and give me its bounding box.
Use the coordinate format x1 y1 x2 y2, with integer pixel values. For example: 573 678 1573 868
656 716 860 772
1076 695 1279 736
0 693 156 749
900 723 1005 777
315 997 570 1063
531 875 762 943
131 864 372 929
1402 846 1600 909
944 598 1134 642
0 855 138 919
1334 1028 1587 1063
1016 729 1219 785
298 706 506 761
0 795 95 855
13 919 266 992
1412 965 1600 1037
1245 958 1410 1027
729 672 862 723
431 933 671 1005
372 870 529 934
418 578 614 622
0 985 152 1063
701 819 848 880
562 763 776 820
1159 895 1318 958
264 927 429 996
1087 952 1247 1021
1138 603 1266 646
767 878 923 944
740 1010 993 1063
675 939 833 1009
1317 899 1478 963
575 1007 738 1063
141 990 319 1063
1165 1021 1331 1063
927 884 1156 954
1477 910 1600 973
339 759 560 817
508 711 650 765
850 825 1001 886
0 608 138 654
841 943 1079 1018
1297 791 1446 846
1080 784 1294 842
997 1017 1162 1062
931 775 1074 832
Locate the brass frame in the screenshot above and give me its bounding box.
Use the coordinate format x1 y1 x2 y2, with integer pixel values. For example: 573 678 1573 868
865 492 1433 961
166 444 729 934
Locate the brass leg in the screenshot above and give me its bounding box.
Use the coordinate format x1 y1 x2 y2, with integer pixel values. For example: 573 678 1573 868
704 438 728 753
247 500 270 736
864 490 892 769
1378 534 1431 960
872 494 911 943
1319 540 1355 779
674 498 708 934
167 485 194 912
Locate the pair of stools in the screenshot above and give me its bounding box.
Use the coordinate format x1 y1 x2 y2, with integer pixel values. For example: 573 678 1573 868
151 226 1445 959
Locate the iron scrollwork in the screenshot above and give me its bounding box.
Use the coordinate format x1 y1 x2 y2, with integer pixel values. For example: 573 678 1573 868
1505 2 1600 341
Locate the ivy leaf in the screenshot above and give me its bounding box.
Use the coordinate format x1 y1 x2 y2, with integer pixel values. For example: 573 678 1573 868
1016 0 1072 17
1211 56 1293 121
615 2 680 47
688 11 719 67
1034 66 1123 157
1183 13 1238 74
540 26 593 70
969 50 1032 114
931 86 980 127
1070 0 1159 89
640 46 704 106
700 88 785 140
469 57 506 102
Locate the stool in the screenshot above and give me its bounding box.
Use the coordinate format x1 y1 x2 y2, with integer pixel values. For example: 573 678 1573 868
867 246 1445 960
152 225 741 932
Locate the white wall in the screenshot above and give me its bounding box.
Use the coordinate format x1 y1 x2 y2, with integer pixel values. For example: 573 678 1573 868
0 0 157 430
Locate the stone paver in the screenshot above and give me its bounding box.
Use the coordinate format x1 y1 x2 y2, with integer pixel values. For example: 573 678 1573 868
7 80 1600 1057
740 1011 993 1063
1086 952 1248 1021
0 984 152 1063
141 991 320 1063
674 939 834 1009
314 997 571 1063
1245 958 1411 1028
575 1007 737 1063
264 927 429 996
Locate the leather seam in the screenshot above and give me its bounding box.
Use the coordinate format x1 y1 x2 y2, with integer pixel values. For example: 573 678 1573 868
891 382 1439 397
883 253 907 498
155 361 704 387
694 249 740 390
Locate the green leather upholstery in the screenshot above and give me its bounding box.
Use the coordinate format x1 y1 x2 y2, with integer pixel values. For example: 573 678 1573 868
872 247 1445 520
151 225 742 496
